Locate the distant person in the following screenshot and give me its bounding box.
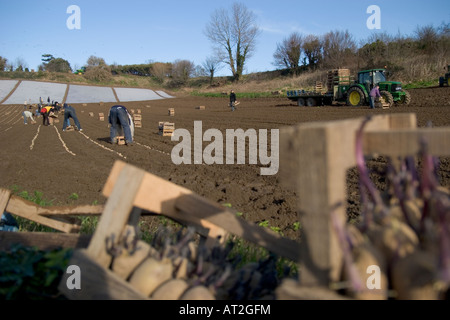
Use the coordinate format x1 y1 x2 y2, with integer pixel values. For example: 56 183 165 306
62 104 82 132
230 90 237 111
108 105 134 146
369 85 382 109
22 109 35 125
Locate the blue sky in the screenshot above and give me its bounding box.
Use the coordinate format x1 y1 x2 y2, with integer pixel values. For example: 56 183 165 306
1 0 449 76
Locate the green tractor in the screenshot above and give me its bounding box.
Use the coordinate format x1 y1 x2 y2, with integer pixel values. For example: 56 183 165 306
345 68 411 108
439 65 449 87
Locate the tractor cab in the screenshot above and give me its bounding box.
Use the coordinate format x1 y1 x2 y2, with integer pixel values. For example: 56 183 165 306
357 69 387 93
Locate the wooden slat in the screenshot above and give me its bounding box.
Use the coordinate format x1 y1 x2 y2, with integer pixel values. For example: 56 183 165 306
363 127 450 157
279 113 418 287
58 249 148 300
7 199 104 217
103 160 301 262
0 188 11 213
5 195 81 233
0 231 91 251
87 164 145 267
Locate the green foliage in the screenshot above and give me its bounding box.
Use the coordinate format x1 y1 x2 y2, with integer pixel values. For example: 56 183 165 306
68 193 79 201
0 244 72 300
45 58 72 73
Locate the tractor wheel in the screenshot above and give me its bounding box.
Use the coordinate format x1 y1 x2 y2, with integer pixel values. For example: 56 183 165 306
297 98 306 107
346 87 365 106
380 91 394 108
399 90 411 105
306 98 316 107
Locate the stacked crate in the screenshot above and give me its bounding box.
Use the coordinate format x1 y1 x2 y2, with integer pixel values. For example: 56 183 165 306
159 122 175 137
134 114 142 128
327 69 350 92
99 113 105 121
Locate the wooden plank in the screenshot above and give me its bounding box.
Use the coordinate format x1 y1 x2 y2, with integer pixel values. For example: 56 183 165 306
58 249 148 300
363 127 450 158
5 195 81 233
102 161 301 262
279 113 417 287
0 231 91 251
5 196 104 217
87 164 145 268
0 188 11 213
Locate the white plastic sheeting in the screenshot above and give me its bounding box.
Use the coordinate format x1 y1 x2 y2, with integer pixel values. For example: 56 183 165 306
3 81 67 105
0 80 175 104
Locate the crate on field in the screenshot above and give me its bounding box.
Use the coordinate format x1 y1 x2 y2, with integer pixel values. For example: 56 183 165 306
158 122 174 137
133 114 142 128
195 106 205 110
168 108 175 116
99 113 105 121
117 136 126 145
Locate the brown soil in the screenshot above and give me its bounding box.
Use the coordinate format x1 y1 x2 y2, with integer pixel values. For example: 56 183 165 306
1 86 449 241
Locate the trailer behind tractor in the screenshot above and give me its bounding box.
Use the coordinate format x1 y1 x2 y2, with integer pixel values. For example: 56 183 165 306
287 68 411 108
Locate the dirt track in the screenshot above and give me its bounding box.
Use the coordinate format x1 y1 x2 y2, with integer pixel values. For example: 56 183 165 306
0 86 449 240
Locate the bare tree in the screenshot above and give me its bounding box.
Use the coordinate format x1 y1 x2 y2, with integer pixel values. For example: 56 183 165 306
84 55 111 82
205 2 260 81
87 55 108 67
321 30 357 69
151 62 171 83
303 34 322 69
172 59 195 83
202 56 223 84
273 32 303 72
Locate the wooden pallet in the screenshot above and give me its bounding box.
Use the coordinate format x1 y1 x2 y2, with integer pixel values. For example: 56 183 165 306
158 121 174 136
57 160 301 299
278 113 450 297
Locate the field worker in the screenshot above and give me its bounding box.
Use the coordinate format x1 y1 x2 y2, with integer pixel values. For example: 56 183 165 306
62 104 82 132
230 90 237 111
40 105 52 126
108 105 134 146
22 109 35 125
369 84 382 109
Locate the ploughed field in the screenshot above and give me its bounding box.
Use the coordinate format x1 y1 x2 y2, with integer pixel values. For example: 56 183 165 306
0 86 449 240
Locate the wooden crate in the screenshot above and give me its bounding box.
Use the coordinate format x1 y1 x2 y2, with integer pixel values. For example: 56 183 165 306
158 121 174 136
315 81 323 92
89 112 94 117
133 114 142 128
99 113 104 121
327 69 351 92
57 160 300 299
168 108 175 116
195 106 205 110
117 136 125 145
278 113 450 297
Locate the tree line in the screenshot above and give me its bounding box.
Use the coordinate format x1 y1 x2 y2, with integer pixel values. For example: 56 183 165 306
1 2 448 85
